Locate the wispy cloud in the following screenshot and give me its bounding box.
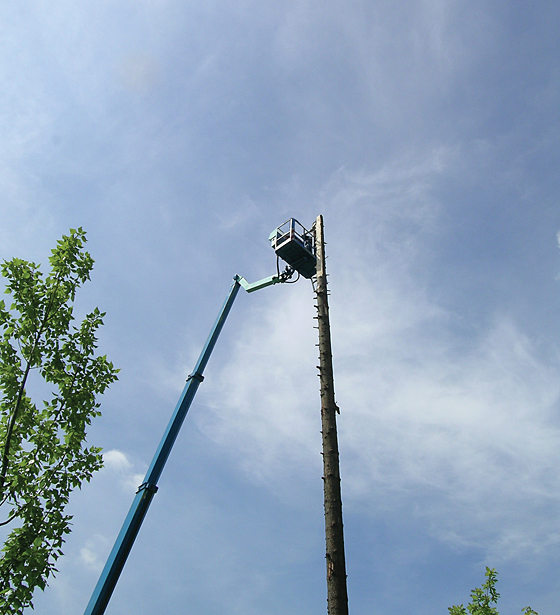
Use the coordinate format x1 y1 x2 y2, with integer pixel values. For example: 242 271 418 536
3 2 560 613
197 155 560 562
79 535 110 574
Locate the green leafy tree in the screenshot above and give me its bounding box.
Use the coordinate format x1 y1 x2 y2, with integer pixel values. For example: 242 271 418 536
0 229 118 613
449 568 538 615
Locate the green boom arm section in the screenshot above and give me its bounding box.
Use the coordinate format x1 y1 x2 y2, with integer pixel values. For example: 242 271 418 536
236 273 283 292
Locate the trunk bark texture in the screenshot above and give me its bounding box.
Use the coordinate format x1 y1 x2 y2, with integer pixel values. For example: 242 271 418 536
314 214 349 615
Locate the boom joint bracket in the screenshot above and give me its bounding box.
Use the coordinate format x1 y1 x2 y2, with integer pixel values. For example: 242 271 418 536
136 482 158 495
187 372 205 383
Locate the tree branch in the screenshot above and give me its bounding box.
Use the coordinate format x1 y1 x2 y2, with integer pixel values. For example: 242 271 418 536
0 275 62 495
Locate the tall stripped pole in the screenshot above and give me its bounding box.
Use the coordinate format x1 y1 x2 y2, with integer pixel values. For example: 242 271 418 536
314 214 349 615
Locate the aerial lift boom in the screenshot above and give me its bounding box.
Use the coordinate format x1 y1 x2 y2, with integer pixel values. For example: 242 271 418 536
84 220 317 615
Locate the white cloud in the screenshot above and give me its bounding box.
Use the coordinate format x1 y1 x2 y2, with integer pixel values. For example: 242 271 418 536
102 449 145 493
103 449 132 471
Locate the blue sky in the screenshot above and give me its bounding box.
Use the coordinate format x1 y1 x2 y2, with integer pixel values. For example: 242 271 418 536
1 1 560 613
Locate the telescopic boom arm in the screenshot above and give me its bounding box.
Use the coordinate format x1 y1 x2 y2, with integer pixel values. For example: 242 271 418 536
83 272 284 615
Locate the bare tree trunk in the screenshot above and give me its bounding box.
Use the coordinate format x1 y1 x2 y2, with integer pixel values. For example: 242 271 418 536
314 214 349 615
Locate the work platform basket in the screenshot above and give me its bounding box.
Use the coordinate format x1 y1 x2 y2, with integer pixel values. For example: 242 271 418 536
269 218 317 279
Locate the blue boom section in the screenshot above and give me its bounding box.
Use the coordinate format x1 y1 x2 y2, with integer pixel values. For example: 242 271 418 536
270 218 316 279
84 277 242 615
